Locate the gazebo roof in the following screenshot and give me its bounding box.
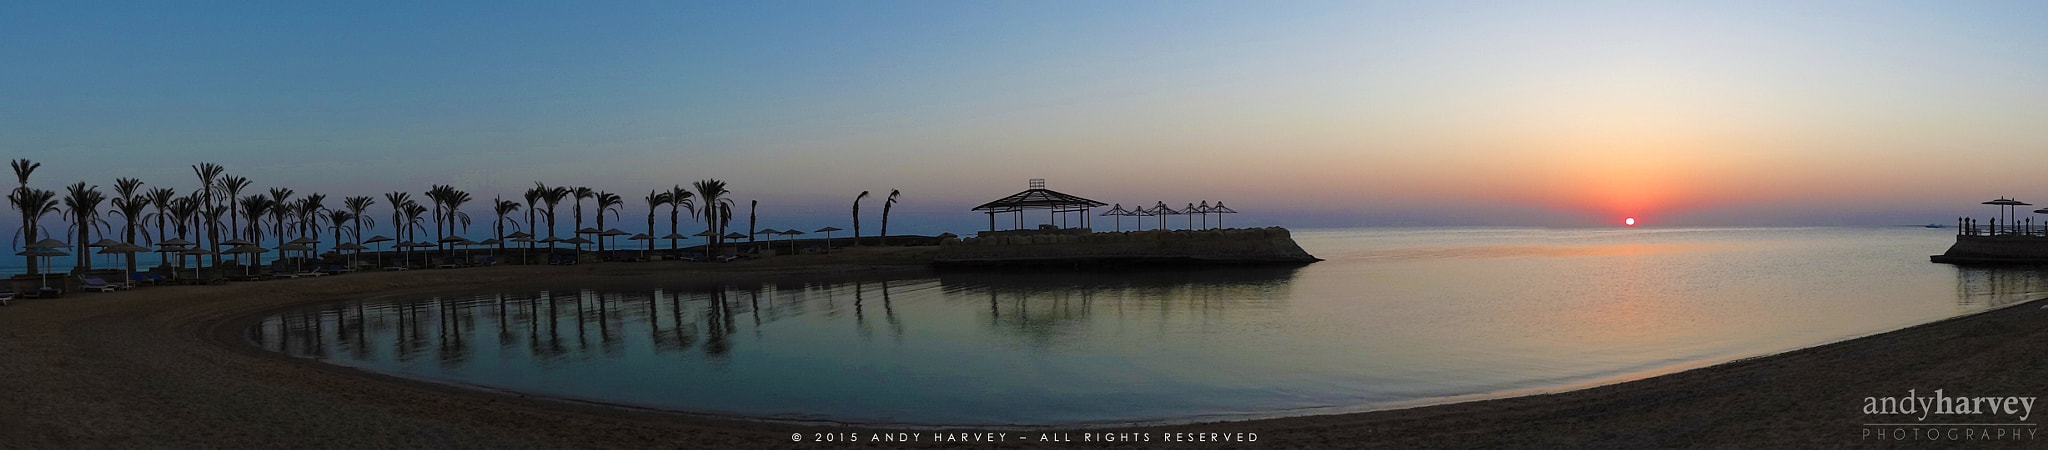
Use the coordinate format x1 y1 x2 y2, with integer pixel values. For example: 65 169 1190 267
970 179 1106 212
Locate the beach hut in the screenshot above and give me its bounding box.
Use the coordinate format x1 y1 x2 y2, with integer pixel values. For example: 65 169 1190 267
969 179 1107 232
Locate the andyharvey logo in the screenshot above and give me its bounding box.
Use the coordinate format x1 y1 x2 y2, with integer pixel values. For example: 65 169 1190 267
1862 389 2037 441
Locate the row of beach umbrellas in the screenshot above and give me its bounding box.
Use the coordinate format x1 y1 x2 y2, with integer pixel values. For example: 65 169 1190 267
1098 201 1238 232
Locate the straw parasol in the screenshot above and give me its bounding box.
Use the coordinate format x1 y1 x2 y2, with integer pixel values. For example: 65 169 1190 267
16 249 67 290
778 229 805 254
814 227 842 253
628 233 654 259
277 243 311 273
1984 197 2031 235
722 232 747 254
601 228 629 255
97 243 147 285
177 247 215 279
1100 204 1133 232
224 244 269 276
364 235 394 267
334 242 366 268
1210 201 1237 228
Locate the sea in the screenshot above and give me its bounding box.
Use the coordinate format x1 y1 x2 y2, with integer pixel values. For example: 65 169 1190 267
243 226 2042 426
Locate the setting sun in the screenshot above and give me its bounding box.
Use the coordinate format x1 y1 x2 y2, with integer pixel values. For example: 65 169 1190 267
1625 217 1636 226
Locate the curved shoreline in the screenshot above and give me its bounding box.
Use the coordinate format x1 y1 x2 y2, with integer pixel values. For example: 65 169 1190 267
5 252 2045 447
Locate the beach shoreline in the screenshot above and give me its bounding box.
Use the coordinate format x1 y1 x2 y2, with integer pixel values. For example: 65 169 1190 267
4 250 2045 447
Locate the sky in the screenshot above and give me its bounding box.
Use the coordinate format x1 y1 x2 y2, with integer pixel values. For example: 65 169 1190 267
7 0 2048 237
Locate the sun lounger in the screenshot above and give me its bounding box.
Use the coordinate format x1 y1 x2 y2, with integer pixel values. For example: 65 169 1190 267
130 272 158 286
0 290 12 305
79 277 119 293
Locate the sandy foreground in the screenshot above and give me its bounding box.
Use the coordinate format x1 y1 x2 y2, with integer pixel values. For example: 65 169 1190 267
3 247 2045 448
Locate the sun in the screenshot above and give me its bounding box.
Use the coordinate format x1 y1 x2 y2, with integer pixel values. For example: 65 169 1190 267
1624 217 1636 226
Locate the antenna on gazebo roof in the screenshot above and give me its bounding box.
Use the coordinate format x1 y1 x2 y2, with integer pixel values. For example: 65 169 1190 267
1029 178 1045 189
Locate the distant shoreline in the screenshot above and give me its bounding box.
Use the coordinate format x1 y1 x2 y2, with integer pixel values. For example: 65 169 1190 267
1 248 2042 447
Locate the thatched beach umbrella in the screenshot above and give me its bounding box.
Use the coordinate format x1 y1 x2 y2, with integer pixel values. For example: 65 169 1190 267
778 229 805 254
334 242 366 268
225 244 270 276
814 227 842 253
177 247 215 279
98 243 148 285
1099 204 1132 232
15 249 67 290
628 233 653 259
601 228 628 255
1211 201 1237 229
364 235 394 267
279 243 313 273
1150 202 1181 230
722 232 747 254
693 230 719 254
1196 201 1213 229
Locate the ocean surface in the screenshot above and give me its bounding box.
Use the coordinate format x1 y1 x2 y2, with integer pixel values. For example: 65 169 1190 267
246 227 2043 425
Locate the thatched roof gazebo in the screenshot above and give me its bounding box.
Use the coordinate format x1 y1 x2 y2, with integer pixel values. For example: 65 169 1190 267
970 179 1107 232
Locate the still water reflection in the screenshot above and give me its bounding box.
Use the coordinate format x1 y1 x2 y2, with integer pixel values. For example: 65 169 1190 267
253 228 2048 425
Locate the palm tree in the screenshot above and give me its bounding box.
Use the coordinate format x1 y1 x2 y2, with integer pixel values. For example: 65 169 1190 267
572 187 594 248
852 190 869 246
443 188 473 251
492 197 521 258
219 175 251 243
666 185 695 255
8 188 58 276
109 178 152 274
144 187 177 255
266 188 294 249
691 180 735 249
342 196 376 246
595 191 621 252
523 184 543 254
61 182 110 271
881 189 900 246
325 209 355 264
239 195 274 268
539 185 569 251
12 158 41 275
748 200 758 244
191 163 225 266
643 190 668 252
169 195 198 243
295 193 327 260
400 202 429 249
385 192 411 263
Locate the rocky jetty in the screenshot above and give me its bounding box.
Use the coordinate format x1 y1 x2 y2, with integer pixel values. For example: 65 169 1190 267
935 226 1319 266
1930 235 2048 264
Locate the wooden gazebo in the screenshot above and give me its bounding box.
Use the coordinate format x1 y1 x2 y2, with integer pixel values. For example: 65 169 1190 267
970 179 1107 232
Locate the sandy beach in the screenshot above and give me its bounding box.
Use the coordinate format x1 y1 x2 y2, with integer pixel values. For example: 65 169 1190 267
3 248 2044 448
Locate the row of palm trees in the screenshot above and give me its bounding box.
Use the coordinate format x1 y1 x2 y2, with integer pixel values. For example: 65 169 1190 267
9 158 912 276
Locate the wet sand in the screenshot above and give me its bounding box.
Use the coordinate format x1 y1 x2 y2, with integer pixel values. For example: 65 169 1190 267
3 247 2044 448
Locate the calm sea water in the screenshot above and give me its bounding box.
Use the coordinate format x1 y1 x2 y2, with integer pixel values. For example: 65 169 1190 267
249 227 2044 425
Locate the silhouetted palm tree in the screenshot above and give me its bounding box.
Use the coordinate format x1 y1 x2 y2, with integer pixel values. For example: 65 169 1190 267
8 188 58 275
643 190 668 251
326 209 354 262
666 185 695 254
523 184 543 254
11 159 40 274
239 195 274 268
852 190 869 246
572 186 594 248
748 200 758 244
881 189 900 246
191 162 225 265
297 193 327 255
400 202 429 247
693 180 734 247
219 175 251 243
110 177 151 273
443 188 473 249
343 196 377 246
61 182 110 271
493 196 521 257
144 187 177 258
266 188 294 249
385 191 411 263
596 191 621 252
540 185 569 251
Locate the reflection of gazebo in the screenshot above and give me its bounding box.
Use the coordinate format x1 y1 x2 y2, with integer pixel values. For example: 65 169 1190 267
970 179 1106 232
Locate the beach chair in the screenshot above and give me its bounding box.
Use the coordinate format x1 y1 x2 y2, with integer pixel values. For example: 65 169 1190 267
130 272 158 286
78 277 119 293
0 290 12 305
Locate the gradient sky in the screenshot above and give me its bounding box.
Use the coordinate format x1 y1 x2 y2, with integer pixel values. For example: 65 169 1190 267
7 1 2048 235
